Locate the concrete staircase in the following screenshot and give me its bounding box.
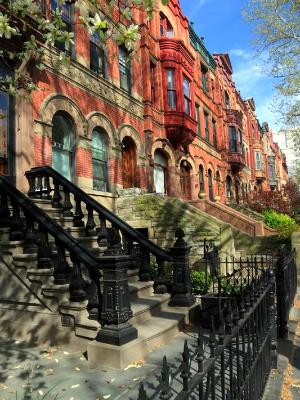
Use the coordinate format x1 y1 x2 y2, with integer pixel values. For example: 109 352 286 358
0 197 192 368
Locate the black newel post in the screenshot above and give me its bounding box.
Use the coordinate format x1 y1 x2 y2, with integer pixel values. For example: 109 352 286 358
96 227 138 346
9 203 24 240
169 228 195 307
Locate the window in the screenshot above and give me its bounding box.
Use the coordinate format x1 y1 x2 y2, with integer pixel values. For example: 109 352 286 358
212 120 217 148
150 61 156 104
90 30 105 77
237 129 242 154
224 91 230 109
255 151 262 170
204 112 209 142
160 13 174 37
119 47 131 93
195 104 201 137
183 77 191 115
211 79 215 100
154 150 168 194
229 126 237 152
92 128 109 191
167 69 176 109
199 165 205 193
226 176 232 199
51 0 73 55
268 156 276 181
201 64 208 92
52 112 75 181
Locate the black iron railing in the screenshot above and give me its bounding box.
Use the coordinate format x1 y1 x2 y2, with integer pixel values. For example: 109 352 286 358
0 175 98 303
25 166 171 288
0 176 141 345
137 264 277 400
276 244 297 338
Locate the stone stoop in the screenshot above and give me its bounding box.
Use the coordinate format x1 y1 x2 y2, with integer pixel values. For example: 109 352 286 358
116 194 236 263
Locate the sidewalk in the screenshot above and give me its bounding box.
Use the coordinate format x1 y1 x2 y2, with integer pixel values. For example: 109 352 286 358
0 326 200 400
263 289 300 400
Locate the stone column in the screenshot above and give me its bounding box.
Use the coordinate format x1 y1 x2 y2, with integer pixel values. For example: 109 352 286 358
291 232 300 285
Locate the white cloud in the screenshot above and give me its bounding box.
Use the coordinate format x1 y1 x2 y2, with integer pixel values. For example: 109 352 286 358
229 48 279 129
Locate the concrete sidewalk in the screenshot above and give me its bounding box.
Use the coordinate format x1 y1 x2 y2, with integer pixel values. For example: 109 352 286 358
263 289 300 400
0 326 201 400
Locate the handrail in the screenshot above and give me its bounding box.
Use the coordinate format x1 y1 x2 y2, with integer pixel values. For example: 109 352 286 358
25 166 171 261
0 176 98 269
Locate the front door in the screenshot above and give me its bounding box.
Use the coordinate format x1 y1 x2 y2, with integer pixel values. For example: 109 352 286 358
122 137 137 189
180 162 191 200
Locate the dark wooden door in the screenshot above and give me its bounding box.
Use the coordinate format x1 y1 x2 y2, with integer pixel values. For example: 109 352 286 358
122 137 137 188
180 163 191 200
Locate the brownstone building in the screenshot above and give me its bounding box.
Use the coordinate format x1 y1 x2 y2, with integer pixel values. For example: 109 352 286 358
0 0 288 208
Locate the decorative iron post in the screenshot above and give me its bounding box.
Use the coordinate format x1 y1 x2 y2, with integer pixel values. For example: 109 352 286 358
169 228 195 307
96 227 138 346
269 268 278 368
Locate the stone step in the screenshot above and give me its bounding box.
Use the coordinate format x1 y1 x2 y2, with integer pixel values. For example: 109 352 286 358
0 241 24 254
130 293 170 325
27 268 54 286
0 227 10 241
87 304 193 369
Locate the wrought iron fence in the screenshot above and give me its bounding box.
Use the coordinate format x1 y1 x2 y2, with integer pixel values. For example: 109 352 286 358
138 264 277 400
276 244 297 338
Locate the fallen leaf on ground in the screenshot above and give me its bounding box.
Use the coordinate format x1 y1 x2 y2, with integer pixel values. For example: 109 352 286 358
44 368 54 376
55 358 59 363
75 367 80 371
0 384 8 390
103 395 111 399
38 390 44 396
64 351 70 355
70 384 80 389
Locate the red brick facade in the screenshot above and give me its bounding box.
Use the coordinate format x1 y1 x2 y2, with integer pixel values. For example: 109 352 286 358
4 0 289 202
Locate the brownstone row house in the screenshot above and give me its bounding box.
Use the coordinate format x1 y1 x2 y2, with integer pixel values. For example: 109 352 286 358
0 0 288 210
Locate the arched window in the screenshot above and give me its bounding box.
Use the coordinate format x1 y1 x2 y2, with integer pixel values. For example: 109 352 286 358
92 127 109 191
208 169 214 201
226 176 232 199
216 171 221 196
122 136 137 188
159 13 174 38
154 150 168 194
52 112 75 181
199 165 205 193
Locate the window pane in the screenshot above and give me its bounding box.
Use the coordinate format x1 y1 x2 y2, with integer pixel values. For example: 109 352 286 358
167 70 174 89
119 48 131 92
92 129 108 191
90 42 105 76
183 78 190 97
168 91 176 109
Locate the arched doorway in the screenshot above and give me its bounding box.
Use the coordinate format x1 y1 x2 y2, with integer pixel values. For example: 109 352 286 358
122 136 137 188
226 176 232 200
208 169 214 201
180 160 192 200
52 112 75 181
92 127 109 192
154 150 168 194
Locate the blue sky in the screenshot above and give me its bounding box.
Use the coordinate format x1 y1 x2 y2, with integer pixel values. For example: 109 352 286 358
180 0 279 130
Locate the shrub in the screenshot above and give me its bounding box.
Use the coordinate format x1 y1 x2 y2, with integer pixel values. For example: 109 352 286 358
262 209 297 238
191 271 212 295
